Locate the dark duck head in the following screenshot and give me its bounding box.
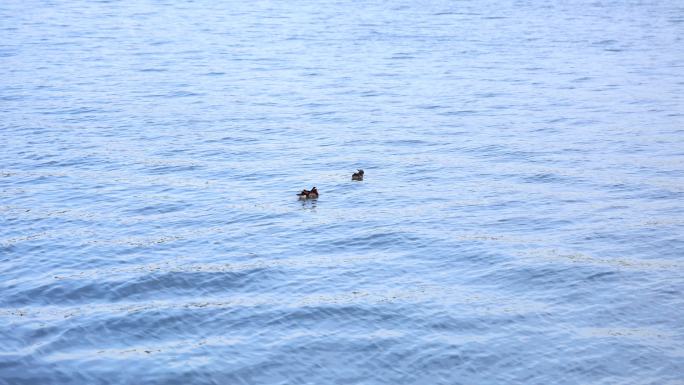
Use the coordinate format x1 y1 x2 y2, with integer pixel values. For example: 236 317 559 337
308 187 319 198
352 169 364 181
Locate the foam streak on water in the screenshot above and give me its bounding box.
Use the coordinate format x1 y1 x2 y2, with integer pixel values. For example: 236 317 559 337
1 1 683 384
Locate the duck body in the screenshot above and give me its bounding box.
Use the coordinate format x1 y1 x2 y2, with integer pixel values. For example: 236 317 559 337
351 169 364 181
297 189 310 199
297 187 319 199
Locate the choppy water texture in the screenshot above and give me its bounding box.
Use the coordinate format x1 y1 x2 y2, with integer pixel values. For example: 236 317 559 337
2 0 684 384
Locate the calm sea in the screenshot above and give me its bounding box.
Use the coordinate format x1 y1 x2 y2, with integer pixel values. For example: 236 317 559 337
1 0 683 384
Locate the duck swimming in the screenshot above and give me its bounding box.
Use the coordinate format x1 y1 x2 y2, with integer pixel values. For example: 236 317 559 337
352 169 364 181
297 186 319 199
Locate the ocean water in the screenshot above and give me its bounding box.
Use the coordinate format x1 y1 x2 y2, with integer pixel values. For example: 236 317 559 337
1 0 684 384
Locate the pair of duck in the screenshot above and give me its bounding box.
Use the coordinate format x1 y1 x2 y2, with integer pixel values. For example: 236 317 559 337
297 169 364 199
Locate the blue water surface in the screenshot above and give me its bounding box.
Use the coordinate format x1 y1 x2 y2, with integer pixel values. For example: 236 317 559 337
1 0 684 384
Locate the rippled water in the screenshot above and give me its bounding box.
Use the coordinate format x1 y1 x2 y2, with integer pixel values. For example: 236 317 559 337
2 0 684 384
